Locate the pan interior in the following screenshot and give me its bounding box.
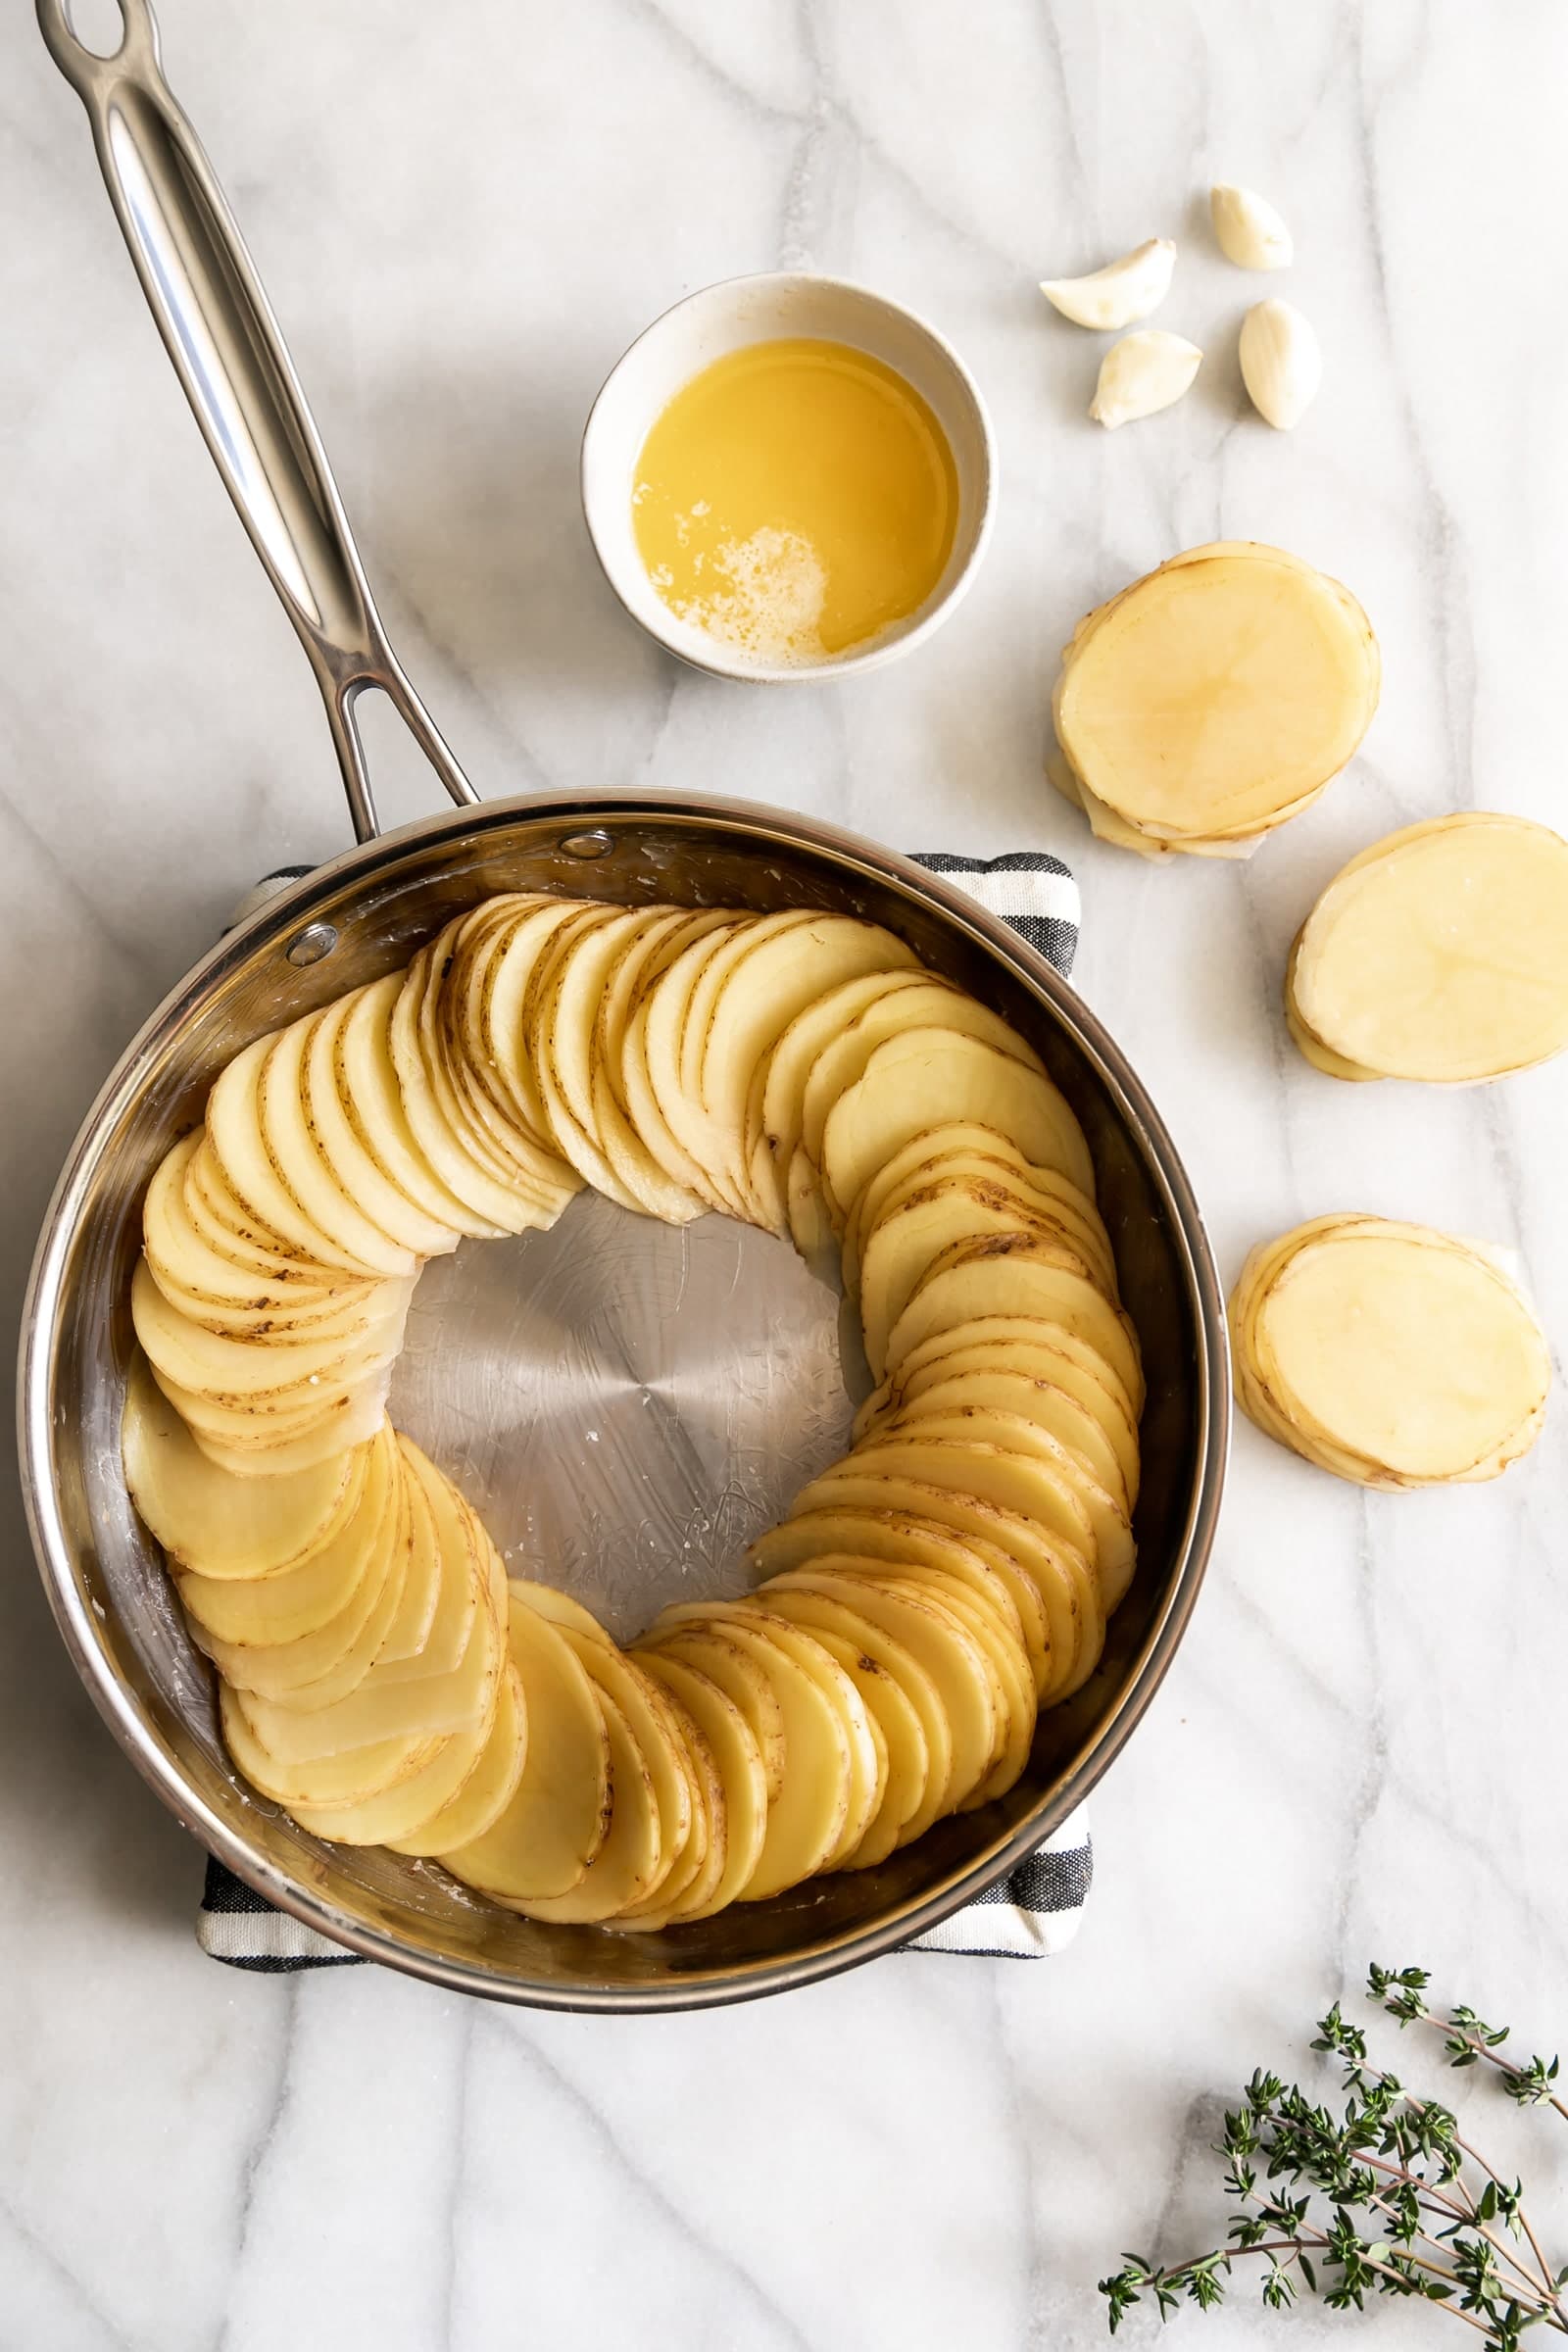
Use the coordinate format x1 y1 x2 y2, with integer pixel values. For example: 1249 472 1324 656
392 1200 862 1644
31 800 1218 2002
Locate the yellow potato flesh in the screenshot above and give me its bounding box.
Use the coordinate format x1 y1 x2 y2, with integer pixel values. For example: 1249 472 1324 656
633 1653 767 1921
1056 547 1379 840
1291 815 1568 1083
1250 1222 1548 1482
439 1592 612 1900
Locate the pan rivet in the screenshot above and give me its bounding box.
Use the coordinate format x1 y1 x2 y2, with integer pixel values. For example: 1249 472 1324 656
560 830 614 859
286 922 339 967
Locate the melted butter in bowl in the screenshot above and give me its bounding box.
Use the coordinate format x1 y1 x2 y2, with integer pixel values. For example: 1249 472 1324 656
631 338 959 668
581 272 996 684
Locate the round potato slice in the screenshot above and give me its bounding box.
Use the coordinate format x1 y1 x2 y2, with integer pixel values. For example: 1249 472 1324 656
866 1358 1133 1512
750 968 930 1227
634 1652 766 1921
1054 544 1379 844
884 1234 1144 1414
847 1152 1117 1303
787 1464 1097 1704
220 1680 440 1811
752 1582 953 1837
841 1121 1109 1282
856 1182 1110 1379
794 1623 928 1867
822 1030 1096 1225
750 1503 1048 1694
131 1258 410 1404
439 1593 612 1900
632 919 756 1217
662 1601 884 1874
759 1567 999 1816
236 1558 500 1765
177 1382 389 1476
384 1661 529 1856
205 1034 368 1277
176 1433 398 1649
492 1691 662 1924
648 1609 850 1899
875 1316 1142 1498
302 990 465 1258
868 1405 1135 1612
335 973 504 1240
636 1624 787 1803
872 1572 1034 1806
142 1134 367 1335
1236 1216 1550 1486
256 1016 419 1279
1289 814 1568 1085
121 1357 363 1578
612 1685 727 1928
798 980 1041 1176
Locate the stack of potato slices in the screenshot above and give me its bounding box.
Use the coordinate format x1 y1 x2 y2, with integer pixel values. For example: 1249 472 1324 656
1230 1216 1548 1489
123 894 1143 1927
1050 542 1380 860
1286 813 1568 1084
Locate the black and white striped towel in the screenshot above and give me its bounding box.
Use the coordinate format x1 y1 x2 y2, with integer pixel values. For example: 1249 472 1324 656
199 847 1094 1971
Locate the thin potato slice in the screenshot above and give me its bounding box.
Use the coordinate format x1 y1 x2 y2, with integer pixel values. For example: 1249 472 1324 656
372 1440 481 1682
751 1582 954 1837
593 907 730 1222
750 968 929 1227
121 1358 362 1577
176 1435 397 1648
384 1661 529 1856
491 1690 662 1924
648 1609 850 1899
750 1503 1049 1694
613 1690 725 1928
885 1235 1145 1414
1289 814 1568 1085
1234 1216 1549 1486
633 919 756 1218
220 1681 440 1811
876 1316 1141 1499
205 1034 368 1277
822 1030 1096 1224
634 1652 767 1921
759 1567 999 1815
857 1181 1110 1379
1054 543 1379 845
131 1258 410 1403
845 1141 1117 1301
697 913 918 1221
868 1366 1130 1515
636 1625 787 1804
662 1601 883 1873
336 973 504 1239
305 988 466 1257
440 1592 612 1899
787 1464 1097 1704
142 1134 364 1333
256 1016 419 1279
798 979 1041 1173
799 1625 928 1867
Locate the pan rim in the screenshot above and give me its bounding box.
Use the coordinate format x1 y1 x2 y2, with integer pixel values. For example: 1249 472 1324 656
18 789 1228 2010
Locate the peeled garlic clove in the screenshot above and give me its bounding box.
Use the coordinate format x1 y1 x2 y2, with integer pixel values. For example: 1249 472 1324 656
1238 299 1321 429
1210 183 1294 270
1089 330 1202 430
1040 238 1176 331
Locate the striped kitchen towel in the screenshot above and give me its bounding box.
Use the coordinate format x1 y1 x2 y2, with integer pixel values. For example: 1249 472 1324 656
199 846 1093 1970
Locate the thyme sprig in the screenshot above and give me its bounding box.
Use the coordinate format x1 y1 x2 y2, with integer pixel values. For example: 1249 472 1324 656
1101 1966 1568 2347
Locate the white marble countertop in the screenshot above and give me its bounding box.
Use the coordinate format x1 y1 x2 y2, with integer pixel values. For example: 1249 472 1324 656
4 4 1568 2346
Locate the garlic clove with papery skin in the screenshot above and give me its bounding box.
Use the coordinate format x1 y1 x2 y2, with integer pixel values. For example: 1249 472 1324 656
1210 183 1294 270
1238 299 1321 429
1040 238 1177 331
1089 330 1203 429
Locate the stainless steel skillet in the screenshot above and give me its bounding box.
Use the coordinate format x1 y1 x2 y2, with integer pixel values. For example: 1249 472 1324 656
22 0 1228 2008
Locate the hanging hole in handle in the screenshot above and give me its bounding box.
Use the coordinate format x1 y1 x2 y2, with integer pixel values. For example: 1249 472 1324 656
62 0 127 57
560 830 615 860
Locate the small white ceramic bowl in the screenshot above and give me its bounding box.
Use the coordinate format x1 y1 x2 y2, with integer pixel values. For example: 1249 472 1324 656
581 271 997 685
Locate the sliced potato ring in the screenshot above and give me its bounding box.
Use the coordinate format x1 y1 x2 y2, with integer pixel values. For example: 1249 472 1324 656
256 1015 419 1279
876 1316 1141 1498
635 1623 787 1804
305 987 466 1257
220 1680 440 1812
336 973 505 1240
856 1181 1111 1379
885 1234 1145 1415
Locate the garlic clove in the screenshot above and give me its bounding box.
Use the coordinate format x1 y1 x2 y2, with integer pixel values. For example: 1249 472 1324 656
1210 182 1294 270
1040 237 1177 331
1238 299 1321 429
1089 330 1203 429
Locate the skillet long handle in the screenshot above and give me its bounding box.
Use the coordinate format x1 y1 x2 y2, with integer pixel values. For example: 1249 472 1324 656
37 0 480 843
